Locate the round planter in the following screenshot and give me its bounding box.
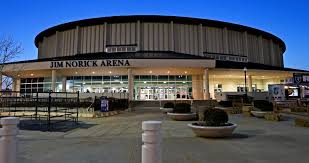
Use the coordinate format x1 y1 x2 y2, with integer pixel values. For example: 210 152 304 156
251 111 268 118
167 112 197 121
188 123 237 138
160 107 173 114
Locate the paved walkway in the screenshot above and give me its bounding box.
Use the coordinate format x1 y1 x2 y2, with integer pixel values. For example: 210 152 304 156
17 108 309 163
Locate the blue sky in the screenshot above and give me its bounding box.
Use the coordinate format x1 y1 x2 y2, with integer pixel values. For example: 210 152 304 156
1 0 308 70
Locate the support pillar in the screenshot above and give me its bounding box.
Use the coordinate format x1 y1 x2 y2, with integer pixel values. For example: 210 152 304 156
203 68 210 100
0 74 2 91
128 68 134 101
15 79 20 96
51 70 56 92
12 79 16 92
61 77 66 92
248 75 253 92
0 117 20 163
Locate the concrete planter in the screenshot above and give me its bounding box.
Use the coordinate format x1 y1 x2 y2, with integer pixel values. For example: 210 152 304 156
167 112 197 121
160 107 173 114
251 111 268 118
188 123 237 138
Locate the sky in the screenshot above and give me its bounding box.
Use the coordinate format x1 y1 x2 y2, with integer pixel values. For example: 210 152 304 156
0 0 308 70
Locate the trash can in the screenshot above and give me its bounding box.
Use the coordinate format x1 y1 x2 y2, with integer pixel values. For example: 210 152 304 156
100 96 109 112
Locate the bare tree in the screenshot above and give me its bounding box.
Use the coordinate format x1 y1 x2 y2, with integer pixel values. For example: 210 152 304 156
0 36 23 91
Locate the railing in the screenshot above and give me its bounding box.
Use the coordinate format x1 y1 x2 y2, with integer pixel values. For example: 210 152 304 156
0 91 80 131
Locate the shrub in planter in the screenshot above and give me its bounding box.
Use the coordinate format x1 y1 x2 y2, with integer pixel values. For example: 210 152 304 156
228 107 242 114
168 103 196 120
264 112 283 121
254 100 273 111
218 101 233 107
295 118 309 127
173 103 191 113
203 109 229 126
188 108 237 137
164 102 174 108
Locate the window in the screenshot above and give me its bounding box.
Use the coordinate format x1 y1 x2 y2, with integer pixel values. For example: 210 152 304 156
237 84 247 92
203 53 248 63
214 84 223 92
66 75 128 93
20 77 53 94
105 45 137 53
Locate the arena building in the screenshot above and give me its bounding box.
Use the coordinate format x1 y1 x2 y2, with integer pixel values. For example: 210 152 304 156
2 15 307 101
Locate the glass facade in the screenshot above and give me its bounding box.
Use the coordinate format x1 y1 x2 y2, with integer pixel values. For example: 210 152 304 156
66 76 128 93
134 75 192 100
20 77 61 94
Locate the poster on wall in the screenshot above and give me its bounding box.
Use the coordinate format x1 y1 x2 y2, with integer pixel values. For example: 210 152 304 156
268 85 285 101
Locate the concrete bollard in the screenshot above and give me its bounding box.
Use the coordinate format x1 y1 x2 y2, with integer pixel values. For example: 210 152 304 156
142 121 162 163
0 117 20 163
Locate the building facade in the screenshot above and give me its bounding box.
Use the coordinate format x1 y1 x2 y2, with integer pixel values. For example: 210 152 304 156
1 15 305 101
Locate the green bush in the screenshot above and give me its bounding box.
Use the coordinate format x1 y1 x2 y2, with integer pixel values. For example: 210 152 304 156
163 102 174 108
203 109 228 126
173 103 191 113
218 101 233 107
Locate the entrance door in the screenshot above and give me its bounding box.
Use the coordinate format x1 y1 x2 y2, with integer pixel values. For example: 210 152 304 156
140 88 155 100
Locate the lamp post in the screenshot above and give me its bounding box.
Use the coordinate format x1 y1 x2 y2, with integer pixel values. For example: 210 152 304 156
243 67 247 96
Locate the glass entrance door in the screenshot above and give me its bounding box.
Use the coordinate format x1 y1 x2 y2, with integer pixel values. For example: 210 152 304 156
138 86 189 100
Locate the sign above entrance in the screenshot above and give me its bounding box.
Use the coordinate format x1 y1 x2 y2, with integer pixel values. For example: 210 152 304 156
50 59 130 68
47 59 215 69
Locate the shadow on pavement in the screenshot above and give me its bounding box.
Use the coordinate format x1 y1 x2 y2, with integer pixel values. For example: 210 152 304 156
18 119 96 132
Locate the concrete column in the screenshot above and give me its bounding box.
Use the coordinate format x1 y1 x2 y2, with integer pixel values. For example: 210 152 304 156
258 35 264 64
136 20 141 51
142 121 162 163
61 77 66 92
203 68 210 100
12 79 16 92
248 75 253 92
170 21 174 51
223 27 229 54
15 79 20 96
0 74 2 91
103 22 107 52
51 70 57 92
0 117 20 163
199 24 204 56
128 68 134 101
243 31 249 57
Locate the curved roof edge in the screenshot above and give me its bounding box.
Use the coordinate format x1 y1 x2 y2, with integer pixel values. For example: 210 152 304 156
34 15 286 52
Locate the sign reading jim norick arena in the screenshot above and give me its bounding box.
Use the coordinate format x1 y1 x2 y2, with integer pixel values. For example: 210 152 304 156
50 59 130 68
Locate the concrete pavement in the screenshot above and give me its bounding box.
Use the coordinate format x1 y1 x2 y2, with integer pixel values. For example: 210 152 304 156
17 108 309 163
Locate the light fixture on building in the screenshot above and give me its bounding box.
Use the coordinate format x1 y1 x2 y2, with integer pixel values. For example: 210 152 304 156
92 71 95 74
243 67 247 96
17 74 20 77
163 82 167 84
149 70 152 74
109 71 112 74
30 73 34 76
75 72 78 74
83 82 86 84
144 81 147 84
167 71 170 74
185 71 187 74
182 82 186 84
120 81 123 84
